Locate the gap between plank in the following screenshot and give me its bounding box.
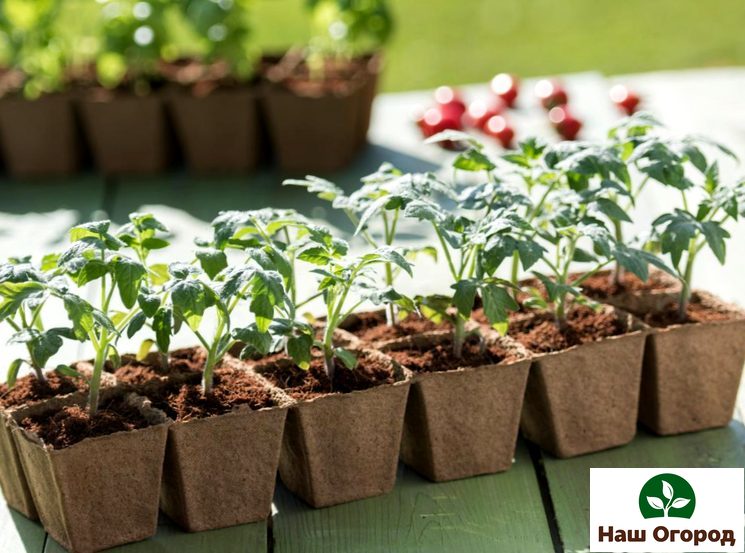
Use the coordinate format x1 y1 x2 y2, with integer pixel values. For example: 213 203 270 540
527 441 564 553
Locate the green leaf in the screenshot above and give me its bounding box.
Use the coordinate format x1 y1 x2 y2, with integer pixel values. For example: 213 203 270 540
55 364 83 379
287 333 313 370
595 197 632 223
61 293 95 340
481 284 518 328
171 280 207 331
196 249 228 279
152 308 172 353
141 237 169 251
138 289 160 317
233 326 272 356
453 148 496 172
335 348 358 370
701 221 729 264
127 311 147 339
137 340 155 361
452 280 478 318
112 257 146 309
250 294 274 332
7 359 23 388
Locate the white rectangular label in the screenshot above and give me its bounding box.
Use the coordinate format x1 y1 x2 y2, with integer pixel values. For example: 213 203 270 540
590 468 744 552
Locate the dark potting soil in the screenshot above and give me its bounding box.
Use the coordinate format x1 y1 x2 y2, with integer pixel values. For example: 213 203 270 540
579 270 677 299
508 306 626 353
385 336 521 373
643 294 740 328
0 372 87 409
111 347 205 386
146 367 276 422
19 396 151 450
342 310 449 342
259 351 395 400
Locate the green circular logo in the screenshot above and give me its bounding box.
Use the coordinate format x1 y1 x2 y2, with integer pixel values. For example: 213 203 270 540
639 473 696 519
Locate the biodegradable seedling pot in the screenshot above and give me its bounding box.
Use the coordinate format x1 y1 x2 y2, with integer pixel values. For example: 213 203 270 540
578 269 682 316
338 308 453 350
382 332 531 482
518 307 647 458
159 364 293 532
167 85 263 174
262 78 366 173
0 93 82 177
638 290 745 435
254 349 411 508
0 371 116 520
79 90 171 175
11 391 170 553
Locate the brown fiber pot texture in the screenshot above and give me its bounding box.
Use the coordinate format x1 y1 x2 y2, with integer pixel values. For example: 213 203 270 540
520 307 647 458
257 350 410 508
0 94 81 177
638 290 745 435
11 391 170 553
581 269 682 316
160 366 292 532
0 371 116 521
383 332 531 482
167 86 262 173
262 81 364 172
80 91 171 175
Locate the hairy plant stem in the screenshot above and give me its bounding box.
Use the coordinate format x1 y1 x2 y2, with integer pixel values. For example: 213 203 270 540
611 217 624 286
87 332 109 414
202 350 217 395
453 316 466 359
677 239 697 322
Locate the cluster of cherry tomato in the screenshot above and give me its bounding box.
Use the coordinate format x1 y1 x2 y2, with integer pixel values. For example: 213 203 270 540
416 73 642 150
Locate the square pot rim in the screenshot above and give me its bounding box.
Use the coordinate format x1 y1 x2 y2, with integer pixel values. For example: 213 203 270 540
164 82 261 101
9 391 171 455
574 267 683 296
378 329 532 380
512 304 649 360
0 367 117 416
645 289 745 334
250 347 412 407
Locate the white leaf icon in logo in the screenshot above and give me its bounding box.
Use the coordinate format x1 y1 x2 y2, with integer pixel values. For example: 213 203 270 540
671 498 690 509
662 480 674 499
647 496 664 510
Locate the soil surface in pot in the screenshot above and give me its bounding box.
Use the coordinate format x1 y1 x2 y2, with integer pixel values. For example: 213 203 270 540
259 350 394 400
643 294 740 328
0 372 87 409
343 310 449 342
266 56 369 96
18 396 151 450
508 306 626 353
110 347 206 386
385 336 521 373
146 367 275 422
579 270 677 298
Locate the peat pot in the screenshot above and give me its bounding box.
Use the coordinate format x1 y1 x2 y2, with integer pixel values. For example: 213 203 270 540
638 290 745 435
518 307 647 458
382 332 531 482
11 392 169 553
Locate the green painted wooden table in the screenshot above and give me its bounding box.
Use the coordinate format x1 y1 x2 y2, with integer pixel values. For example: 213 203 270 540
2 70 745 552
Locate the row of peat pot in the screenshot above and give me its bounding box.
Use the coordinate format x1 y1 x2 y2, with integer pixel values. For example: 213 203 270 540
0 61 378 178
0 286 744 552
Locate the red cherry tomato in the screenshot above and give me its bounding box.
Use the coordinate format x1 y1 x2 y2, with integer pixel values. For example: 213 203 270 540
464 98 505 130
417 107 461 137
609 84 641 115
535 79 568 110
434 86 466 121
490 73 519 108
484 115 515 148
548 106 582 140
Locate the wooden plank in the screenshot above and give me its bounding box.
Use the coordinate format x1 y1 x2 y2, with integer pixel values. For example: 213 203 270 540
272 440 554 553
542 422 745 553
0 499 46 553
43 515 267 553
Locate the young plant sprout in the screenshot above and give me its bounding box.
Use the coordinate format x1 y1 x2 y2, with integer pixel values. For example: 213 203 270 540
402 179 542 356
528 183 668 329
286 166 445 324
649 166 745 321
56 221 147 413
164 251 284 393
307 0 392 60
115 212 172 365
0 258 72 386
